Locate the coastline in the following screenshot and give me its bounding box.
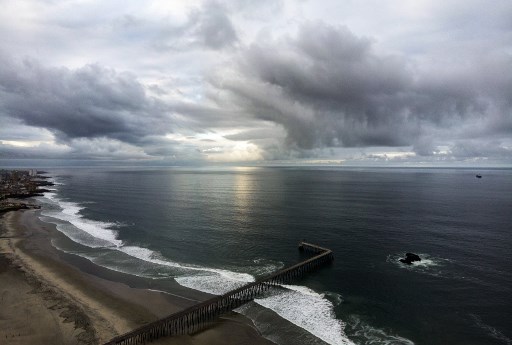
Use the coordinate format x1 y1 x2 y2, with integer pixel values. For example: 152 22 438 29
0 208 275 345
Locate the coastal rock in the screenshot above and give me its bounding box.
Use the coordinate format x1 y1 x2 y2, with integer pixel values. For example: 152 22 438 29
399 253 421 265
0 202 41 213
406 253 421 261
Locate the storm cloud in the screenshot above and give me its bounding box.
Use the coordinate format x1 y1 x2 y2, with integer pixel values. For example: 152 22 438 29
0 52 239 161
0 56 166 142
0 0 511 165
210 22 512 159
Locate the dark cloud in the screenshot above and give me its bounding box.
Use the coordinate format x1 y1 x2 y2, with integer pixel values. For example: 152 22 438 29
0 53 242 146
412 137 439 157
212 23 418 149
0 53 244 162
1 1 511 165
210 22 512 159
449 140 512 159
0 55 171 143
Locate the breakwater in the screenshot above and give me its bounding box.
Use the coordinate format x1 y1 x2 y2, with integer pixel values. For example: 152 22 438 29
105 242 334 345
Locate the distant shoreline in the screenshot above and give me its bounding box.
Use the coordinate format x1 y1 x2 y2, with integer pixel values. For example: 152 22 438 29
1 170 53 213
0 204 274 344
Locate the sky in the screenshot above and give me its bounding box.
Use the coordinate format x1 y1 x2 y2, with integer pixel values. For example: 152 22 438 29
0 0 511 166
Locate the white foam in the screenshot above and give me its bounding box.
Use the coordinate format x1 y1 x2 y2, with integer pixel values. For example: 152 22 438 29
119 245 255 283
409 258 437 268
388 253 452 277
110 243 351 345
41 192 122 248
249 258 285 276
175 274 249 295
281 284 324 297
48 177 65 185
471 314 512 345
347 315 415 345
324 291 344 307
43 191 58 201
40 187 352 345
255 285 355 345
176 274 354 345
171 260 353 345
42 191 256 283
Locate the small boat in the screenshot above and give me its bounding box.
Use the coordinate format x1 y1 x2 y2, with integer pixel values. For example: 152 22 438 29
476 174 482 178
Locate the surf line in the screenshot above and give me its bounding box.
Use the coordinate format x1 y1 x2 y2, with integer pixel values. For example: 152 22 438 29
105 242 334 345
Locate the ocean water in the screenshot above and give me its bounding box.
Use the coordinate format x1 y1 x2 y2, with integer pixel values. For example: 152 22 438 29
35 167 511 345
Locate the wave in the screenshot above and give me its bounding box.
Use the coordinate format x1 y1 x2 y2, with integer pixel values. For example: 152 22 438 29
40 192 257 287
175 264 354 345
41 191 123 248
470 314 512 345
119 245 255 283
175 274 250 294
176 269 354 345
324 290 344 307
255 285 355 345
179 277 354 345
40 187 353 345
346 315 415 345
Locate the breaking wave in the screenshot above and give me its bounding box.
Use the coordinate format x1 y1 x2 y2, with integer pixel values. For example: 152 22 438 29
39 185 375 345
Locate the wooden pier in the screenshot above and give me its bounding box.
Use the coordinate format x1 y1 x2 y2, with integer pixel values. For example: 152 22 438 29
104 242 333 345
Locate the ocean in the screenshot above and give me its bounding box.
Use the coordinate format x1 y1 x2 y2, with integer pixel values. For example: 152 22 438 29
35 166 511 345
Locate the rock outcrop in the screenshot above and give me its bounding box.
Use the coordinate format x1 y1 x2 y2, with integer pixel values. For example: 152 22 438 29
399 252 421 265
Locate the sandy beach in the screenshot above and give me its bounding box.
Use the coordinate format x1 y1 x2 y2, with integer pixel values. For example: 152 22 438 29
0 208 275 345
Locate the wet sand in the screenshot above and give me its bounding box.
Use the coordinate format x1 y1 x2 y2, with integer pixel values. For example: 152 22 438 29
0 209 274 345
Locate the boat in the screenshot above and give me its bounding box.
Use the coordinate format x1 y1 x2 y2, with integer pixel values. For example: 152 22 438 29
476 174 482 178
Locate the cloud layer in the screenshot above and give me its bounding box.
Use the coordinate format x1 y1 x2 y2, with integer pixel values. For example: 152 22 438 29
209 20 511 161
0 0 511 165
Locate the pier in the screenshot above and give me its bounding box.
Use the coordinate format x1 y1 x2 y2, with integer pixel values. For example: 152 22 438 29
104 242 334 345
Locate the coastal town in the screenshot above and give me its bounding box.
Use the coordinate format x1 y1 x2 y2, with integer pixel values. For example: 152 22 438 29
0 170 53 213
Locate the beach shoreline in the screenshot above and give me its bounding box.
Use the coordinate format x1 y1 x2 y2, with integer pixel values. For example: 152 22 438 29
0 207 275 345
